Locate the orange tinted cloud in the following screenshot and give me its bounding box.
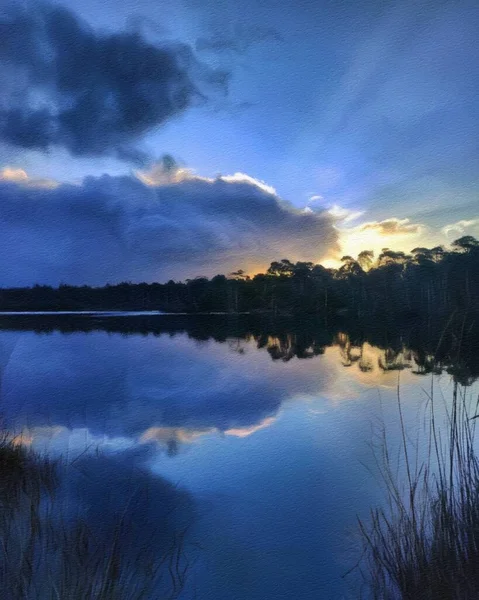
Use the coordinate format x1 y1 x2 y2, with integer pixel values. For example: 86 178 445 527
358 217 422 235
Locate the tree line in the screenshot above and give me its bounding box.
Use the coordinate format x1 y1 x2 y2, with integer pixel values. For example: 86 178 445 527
0 235 478 319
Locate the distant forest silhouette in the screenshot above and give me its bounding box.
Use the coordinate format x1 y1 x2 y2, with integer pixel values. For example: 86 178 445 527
1 236 478 320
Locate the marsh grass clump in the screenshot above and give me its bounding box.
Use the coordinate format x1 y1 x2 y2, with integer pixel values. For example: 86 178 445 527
359 381 479 600
0 433 191 600
0 433 57 499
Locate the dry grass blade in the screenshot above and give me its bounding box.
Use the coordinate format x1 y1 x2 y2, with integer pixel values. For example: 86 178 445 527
0 435 192 599
358 380 479 600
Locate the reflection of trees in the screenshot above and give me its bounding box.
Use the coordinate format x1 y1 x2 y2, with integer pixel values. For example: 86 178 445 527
334 320 479 384
411 348 442 376
335 332 362 367
0 312 478 385
335 333 414 373
377 348 412 372
255 333 327 362
227 338 246 354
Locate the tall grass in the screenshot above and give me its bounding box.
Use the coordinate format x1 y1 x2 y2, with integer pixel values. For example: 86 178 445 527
0 435 191 600
358 380 479 599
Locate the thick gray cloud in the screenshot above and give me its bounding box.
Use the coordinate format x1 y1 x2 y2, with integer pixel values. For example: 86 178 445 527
0 3 227 161
0 170 338 286
196 24 282 54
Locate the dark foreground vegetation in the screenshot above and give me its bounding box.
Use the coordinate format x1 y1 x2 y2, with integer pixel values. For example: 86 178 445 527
1 236 478 319
0 433 193 600
358 382 479 600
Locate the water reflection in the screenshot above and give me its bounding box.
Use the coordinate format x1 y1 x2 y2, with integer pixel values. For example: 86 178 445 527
0 433 195 599
0 313 477 380
0 315 477 599
141 417 276 456
0 315 478 458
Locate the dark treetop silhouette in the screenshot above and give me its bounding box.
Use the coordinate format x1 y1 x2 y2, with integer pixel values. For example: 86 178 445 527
1 237 478 321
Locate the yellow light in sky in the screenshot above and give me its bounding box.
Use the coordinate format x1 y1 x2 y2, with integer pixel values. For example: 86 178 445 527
340 227 388 257
321 257 342 269
320 219 429 268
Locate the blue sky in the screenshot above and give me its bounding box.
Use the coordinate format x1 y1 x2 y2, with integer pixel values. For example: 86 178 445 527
0 0 478 283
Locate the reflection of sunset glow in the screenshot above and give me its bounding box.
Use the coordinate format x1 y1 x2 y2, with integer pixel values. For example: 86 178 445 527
141 416 277 448
1 167 29 182
11 432 33 447
0 166 59 189
260 334 324 361
11 426 66 447
335 332 413 375
11 426 134 455
140 426 214 444
5 333 448 461
225 417 276 438
315 334 421 403
10 418 278 458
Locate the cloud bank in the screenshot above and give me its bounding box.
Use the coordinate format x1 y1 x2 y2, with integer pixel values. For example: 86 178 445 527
441 219 479 239
0 3 227 162
357 218 423 236
0 166 338 286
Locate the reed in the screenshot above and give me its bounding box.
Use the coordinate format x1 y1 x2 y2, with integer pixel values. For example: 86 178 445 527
359 380 479 599
0 435 190 600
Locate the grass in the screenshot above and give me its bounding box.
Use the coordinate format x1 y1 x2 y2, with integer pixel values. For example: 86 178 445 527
0 434 191 600
358 379 479 599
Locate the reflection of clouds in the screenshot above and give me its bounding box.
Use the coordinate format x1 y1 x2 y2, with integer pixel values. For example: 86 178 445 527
12 425 135 458
224 417 276 438
0 327 446 459
12 416 278 459
141 426 213 445
0 166 59 189
141 417 275 447
1 332 283 436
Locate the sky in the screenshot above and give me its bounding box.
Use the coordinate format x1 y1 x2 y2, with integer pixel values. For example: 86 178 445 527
0 0 478 285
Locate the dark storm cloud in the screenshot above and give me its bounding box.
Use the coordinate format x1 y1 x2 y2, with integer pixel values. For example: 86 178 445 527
0 3 228 161
196 24 282 54
0 169 338 286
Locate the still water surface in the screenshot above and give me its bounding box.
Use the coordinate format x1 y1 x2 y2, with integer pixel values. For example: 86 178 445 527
0 315 474 599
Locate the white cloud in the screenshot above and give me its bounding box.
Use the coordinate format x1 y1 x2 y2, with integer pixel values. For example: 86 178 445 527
441 219 479 238
356 217 423 236
327 204 364 224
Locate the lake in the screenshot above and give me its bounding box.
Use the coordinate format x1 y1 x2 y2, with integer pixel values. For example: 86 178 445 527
0 314 477 599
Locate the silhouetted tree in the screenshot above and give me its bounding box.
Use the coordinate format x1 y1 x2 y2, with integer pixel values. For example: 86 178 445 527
0 237 478 324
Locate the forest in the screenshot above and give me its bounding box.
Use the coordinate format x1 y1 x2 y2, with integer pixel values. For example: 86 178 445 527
1 235 478 320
